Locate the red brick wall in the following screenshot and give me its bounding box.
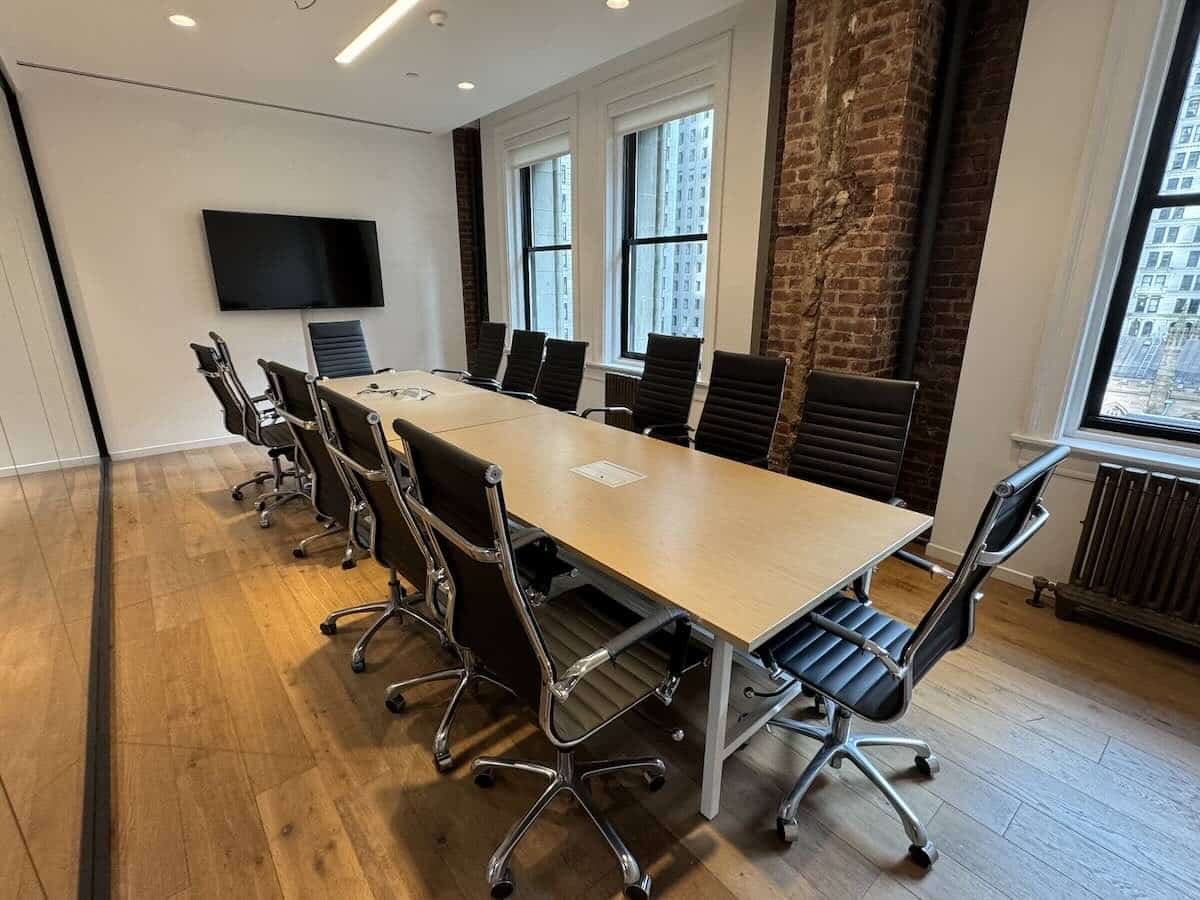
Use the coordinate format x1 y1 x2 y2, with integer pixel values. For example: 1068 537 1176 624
452 126 486 357
760 0 1027 514
759 0 944 465
896 0 1028 514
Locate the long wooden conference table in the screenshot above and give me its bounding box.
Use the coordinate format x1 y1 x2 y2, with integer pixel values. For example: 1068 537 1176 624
331 370 932 819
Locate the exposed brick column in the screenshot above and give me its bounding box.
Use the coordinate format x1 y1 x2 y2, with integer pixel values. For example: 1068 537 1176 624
452 126 487 357
760 0 944 467
896 0 1028 514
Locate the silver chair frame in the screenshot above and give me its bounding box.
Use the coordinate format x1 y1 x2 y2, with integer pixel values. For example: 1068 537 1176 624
768 454 1061 868
392 439 686 898
313 397 446 673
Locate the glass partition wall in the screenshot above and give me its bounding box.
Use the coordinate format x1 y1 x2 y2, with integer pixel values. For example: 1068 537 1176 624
1 93 102 897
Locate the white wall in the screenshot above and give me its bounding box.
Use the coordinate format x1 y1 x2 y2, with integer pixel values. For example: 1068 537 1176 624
0 81 97 472
13 67 466 459
479 0 780 417
931 0 1175 584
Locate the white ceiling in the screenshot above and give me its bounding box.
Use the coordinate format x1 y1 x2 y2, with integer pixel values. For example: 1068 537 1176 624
3 0 742 133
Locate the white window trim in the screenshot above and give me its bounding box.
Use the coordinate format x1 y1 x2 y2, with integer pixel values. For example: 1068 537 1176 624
597 33 733 380
1020 0 1200 470
487 96 579 344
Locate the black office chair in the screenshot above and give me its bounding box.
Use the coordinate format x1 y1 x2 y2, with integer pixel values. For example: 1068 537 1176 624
432 321 507 383
758 445 1068 868
788 370 919 505
469 328 546 393
645 350 787 466
308 320 390 378
312 384 446 672
259 360 365 568
507 337 588 412
392 417 703 899
581 333 702 441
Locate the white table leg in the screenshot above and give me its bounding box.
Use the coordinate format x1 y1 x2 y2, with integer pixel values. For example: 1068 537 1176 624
700 638 733 819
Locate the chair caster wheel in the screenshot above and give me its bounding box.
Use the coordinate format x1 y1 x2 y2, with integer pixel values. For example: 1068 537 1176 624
776 816 799 843
643 771 666 793
434 752 454 773
259 517 271 529
909 842 939 868
231 489 244 501
254 500 266 512
292 547 306 559
350 655 366 673
474 768 495 788
489 870 514 899
385 694 405 714
915 754 940 777
341 559 356 570
624 873 651 900
668 728 684 743
319 621 337 636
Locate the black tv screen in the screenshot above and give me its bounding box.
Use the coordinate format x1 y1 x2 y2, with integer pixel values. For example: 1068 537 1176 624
202 210 384 311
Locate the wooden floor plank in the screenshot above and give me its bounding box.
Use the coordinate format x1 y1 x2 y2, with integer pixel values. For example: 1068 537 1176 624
114 742 190 899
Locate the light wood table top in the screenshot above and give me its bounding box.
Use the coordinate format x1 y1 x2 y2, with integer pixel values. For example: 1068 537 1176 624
328 370 555 434
384 407 932 651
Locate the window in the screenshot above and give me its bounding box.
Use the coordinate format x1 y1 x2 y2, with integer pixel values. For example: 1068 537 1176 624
519 153 573 339
1085 2 1200 442
619 108 714 358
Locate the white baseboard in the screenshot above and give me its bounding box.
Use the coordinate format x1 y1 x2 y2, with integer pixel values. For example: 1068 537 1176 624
110 434 244 462
0 453 101 478
925 541 1036 591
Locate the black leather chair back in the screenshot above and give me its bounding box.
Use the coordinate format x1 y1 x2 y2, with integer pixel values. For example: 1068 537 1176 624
210 331 271 445
191 343 244 438
903 445 1068 685
787 371 918 502
534 339 587 411
315 385 427 588
309 320 374 378
694 351 787 465
261 361 351 524
501 330 546 393
393 418 546 710
471 322 507 381
633 333 702 434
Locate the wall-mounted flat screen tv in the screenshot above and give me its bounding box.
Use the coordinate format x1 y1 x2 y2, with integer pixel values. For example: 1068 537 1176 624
202 210 384 311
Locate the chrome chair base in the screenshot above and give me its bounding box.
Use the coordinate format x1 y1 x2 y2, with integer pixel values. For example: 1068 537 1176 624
231 469 274 501
471 749 663 899
384 650 513 772
769 699 940 868
319 575 445 673
293 519 346 558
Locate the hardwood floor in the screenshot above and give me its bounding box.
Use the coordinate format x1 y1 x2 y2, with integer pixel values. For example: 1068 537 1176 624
5 445 1200 898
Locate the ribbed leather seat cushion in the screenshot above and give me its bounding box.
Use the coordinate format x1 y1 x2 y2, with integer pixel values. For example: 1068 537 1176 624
538 589 671 741
309 321 374 378
471 322 507 381
694 351 786 463
500 330 546 394
765 595 912 721
787 371 918 501
534 339 587 411
261 422 295 449
633 334 702 434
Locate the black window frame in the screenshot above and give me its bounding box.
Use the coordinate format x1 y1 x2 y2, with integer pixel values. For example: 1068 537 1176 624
619 125 710 361
1082 0 1200 443
518 157 572 335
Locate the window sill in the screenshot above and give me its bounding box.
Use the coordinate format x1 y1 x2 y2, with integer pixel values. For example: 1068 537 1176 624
1011 429 1200 476
584 358 710 390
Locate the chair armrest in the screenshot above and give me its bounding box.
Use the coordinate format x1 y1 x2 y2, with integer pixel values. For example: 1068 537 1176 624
887 497 907 508
893 549 954 581
509 526 550 550
431 368 469 379
808 613 905 679
550 608 691 702
643 422 692 439
463 376 502 391
374 367 396 374
743 453 769 468
580 406 632 420
499 390 538 403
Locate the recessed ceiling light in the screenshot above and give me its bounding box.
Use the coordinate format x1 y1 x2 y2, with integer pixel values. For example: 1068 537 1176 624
457 81 475 91
336 0 421 65
168 13 196 27
606 0 630 9
405 71 420 78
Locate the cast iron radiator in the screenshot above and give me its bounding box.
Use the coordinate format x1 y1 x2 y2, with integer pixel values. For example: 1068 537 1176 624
603 372 638 431
1056 463 1200 647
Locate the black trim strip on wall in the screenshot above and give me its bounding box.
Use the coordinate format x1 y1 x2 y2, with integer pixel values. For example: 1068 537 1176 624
0 64 113 899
